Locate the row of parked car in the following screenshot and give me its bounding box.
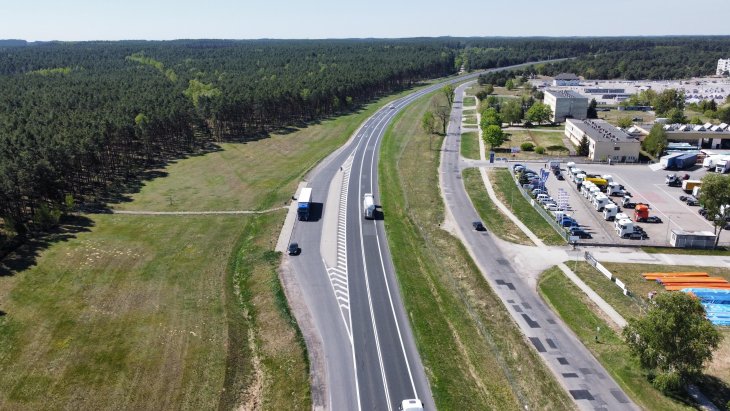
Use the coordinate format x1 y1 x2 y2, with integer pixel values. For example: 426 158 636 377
513 164 592 239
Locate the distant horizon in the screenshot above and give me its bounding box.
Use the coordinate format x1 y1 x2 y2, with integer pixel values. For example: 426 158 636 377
1 0 729 41
4 34 730 43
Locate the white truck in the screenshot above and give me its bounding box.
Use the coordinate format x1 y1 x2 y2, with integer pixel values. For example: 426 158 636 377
297 187 313 221
363 193 376 219
399 399 424 411
616 218 635 237
603 204 619 221
716 159 730 173
593 194 609 211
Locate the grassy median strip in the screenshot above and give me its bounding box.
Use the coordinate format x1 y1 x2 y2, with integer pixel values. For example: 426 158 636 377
463 96 476 106
490 168 565 245
460 131 480 160
462 168 531 245
380 93 573 410
538 267 694 411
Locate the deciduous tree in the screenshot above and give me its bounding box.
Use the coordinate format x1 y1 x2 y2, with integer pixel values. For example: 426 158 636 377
623 292 721 392
699 174 730 248
483 125 505 151
641 124 668 158
500 99 523 125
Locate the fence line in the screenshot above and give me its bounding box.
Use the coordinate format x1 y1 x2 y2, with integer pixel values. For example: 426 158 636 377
511 175 570 242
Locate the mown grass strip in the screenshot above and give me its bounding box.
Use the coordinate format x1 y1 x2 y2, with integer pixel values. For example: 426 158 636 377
463 96 476 106
462 168 531 244
380 92 573 410
538 267 695 411
490 169 565 245
459 131 480 160
641 246 730 256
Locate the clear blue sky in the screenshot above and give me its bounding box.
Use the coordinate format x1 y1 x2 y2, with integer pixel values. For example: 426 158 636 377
2 0 729 41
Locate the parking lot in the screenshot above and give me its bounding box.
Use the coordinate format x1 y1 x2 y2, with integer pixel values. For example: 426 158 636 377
520 161 722 246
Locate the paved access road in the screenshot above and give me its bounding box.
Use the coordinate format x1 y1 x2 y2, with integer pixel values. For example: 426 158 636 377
440 81 638 410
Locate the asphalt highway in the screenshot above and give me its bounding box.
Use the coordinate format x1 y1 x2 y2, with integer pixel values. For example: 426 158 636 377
287 63 560 410
439 81 638 410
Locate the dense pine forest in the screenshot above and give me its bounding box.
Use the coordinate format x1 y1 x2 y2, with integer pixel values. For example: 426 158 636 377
1 37 729 237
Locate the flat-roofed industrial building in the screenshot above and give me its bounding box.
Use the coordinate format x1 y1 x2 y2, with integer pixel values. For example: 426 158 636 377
565 119 641 162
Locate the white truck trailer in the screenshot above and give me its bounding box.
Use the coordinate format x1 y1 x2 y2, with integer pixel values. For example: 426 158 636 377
363 193 376 219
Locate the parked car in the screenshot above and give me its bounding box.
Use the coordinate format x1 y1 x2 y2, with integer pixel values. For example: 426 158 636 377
288 242 300 255
472 221 486 231
556 173 565 180
623 231 649 240
645 216 662 223
685 196 700 206
569 228 592 239
545 203 559 212
560 218 579 228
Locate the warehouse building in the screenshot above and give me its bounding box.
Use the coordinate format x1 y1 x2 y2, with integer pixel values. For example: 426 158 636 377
544 89 589 123
633 123 730 149
552 73 581 86
565 119 641 162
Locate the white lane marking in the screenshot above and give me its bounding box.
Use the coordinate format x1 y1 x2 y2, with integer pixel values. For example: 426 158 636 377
356 110 396 411
367 110 419 398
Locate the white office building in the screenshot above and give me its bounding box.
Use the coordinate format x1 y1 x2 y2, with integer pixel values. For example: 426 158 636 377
718 59 730 76
544 89 589 123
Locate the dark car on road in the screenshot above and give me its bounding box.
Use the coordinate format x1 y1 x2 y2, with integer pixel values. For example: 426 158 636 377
645 216 662 223
288 242 300 255
472 221 486 231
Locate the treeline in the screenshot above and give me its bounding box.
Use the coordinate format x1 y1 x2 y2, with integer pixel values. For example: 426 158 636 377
532 37 730 80
2 36 730 234
0 39 458 231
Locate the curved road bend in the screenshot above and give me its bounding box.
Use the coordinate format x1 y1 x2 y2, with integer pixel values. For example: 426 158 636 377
288 64 555 411
440 81 638 410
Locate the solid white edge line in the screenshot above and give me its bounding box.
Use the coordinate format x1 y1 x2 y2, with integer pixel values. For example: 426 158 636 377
368 109 419 398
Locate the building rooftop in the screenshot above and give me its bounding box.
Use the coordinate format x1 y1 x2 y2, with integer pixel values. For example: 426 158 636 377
545 89 587 99
568 119 639 143
555 73 580 80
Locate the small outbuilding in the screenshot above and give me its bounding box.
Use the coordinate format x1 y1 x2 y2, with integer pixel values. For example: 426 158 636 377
669 229 716 249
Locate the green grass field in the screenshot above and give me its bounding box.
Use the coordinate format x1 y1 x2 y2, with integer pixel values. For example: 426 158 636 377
538 267 695 411
489 169 565 245
496 130 567 158
462 96 476 106
380 91 572 410
460 131 480 160
598 109 655 126
0 85 434 409
462 168 531 244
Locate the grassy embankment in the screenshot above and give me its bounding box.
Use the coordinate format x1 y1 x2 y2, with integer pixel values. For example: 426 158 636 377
380 91 573 410
539 267 695 411
489 169 565 245
542 262 730 408
462 168 531 245
0 86 426 409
